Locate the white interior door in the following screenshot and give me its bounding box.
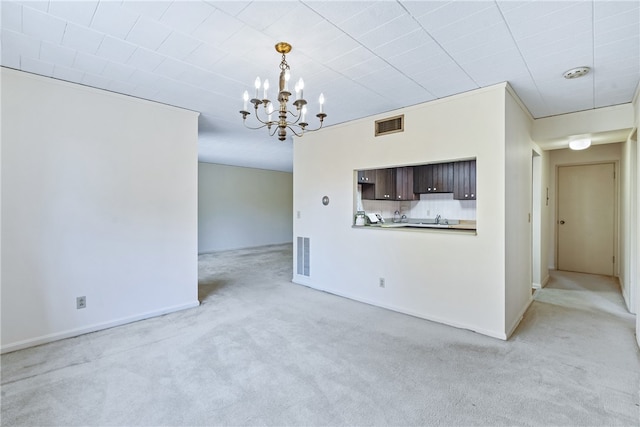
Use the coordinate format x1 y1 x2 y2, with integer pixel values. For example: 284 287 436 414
557 163 615 275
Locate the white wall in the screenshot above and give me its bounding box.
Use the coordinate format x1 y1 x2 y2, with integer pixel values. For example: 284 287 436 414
536 149 552 289
504 88 535 336
532 103 634 148
546 144 623 272
532 154 542 286
198 163 293 253
294 84 511 339
620 130 637 314
633 84 640 347
1 68 199 353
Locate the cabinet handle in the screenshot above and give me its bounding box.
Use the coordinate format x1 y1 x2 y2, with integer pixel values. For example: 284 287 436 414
471 194 474 197
433 187 437 191
428 187 432 191
465 194 468 198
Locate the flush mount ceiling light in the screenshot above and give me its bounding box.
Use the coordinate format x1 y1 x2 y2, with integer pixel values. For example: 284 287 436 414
563 66 591 79
569 137 592 150
239 42 326 141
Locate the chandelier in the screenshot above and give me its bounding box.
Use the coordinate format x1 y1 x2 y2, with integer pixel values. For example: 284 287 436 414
239 42 326 141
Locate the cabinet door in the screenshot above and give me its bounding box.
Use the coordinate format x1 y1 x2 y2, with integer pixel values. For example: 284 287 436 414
454 160 476 200
433 164 443 192
413 165 429 193
414 164 453 193
357 170 376 184
469 160 476 199
414 164 437 193
395 167 416 200
374 168 396 200
435 163 454 193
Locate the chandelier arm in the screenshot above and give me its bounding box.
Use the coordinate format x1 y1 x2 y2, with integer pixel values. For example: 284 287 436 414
249 102 275 126
284 110 302 123
251 113 272 126
297 123 324 132
296 113 327 133
285 125 305 138
242 120 272 131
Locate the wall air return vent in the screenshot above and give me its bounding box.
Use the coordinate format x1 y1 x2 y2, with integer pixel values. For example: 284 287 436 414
297 236 310 277
375 114 404 136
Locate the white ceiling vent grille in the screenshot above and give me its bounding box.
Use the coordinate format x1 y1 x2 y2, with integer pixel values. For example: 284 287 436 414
375 114 404 136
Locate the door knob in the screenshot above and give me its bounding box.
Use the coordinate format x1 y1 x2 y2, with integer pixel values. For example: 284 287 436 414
560 220 565 224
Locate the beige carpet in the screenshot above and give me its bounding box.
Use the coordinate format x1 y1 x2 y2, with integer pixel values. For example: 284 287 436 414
1 244 638 426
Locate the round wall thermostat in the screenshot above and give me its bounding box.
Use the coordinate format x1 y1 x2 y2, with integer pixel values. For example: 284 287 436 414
322 196 330 206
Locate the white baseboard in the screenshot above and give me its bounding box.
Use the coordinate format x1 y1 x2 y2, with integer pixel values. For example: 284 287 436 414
541 274 550 288
291 281 508 341
1 300 200 354
505 295 534 339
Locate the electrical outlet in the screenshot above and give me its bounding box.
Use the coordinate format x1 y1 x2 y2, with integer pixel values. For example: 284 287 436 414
76 296 86 309
379 278 385 288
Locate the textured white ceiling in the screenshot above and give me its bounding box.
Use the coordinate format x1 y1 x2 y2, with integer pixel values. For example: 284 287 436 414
2 0 639 172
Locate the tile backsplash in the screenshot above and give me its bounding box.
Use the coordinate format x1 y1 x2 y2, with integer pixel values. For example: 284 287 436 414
409 193 476 220
360 190 476 221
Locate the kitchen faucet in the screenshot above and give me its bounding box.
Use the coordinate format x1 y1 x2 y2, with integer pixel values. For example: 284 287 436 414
435 214 441 224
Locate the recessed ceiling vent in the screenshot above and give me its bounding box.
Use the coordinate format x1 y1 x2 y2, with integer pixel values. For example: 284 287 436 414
375 114 404 136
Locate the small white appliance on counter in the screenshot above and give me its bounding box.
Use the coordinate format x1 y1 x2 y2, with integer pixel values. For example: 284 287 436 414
366 213 384 224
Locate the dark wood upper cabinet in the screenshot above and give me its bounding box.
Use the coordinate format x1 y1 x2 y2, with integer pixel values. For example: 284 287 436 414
395 167 416 201
374 168 396 200
413 165 428 193
453 160 476 200
414 163 453 193
357 170 376 184
360 160 475 201
434 163 454 193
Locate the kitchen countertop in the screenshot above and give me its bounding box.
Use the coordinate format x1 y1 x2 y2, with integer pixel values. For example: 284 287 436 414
354 218 476 232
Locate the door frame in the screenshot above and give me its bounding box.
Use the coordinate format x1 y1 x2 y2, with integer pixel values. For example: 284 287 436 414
554 160 619 276
532 151 542 288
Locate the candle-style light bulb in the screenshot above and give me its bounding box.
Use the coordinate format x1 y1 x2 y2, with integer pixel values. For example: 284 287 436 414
242 90 249 111
294 81 300 99
254 76 261 98
318 93 325 113
267 103 274 121
298 78 304 99
301 105 307 122
263 79 269 99
284 69 290 91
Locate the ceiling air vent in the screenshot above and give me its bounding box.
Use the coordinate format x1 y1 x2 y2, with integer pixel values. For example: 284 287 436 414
375 114 404 136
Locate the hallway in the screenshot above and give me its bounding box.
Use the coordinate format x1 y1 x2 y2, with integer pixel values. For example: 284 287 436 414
515 270 639 423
